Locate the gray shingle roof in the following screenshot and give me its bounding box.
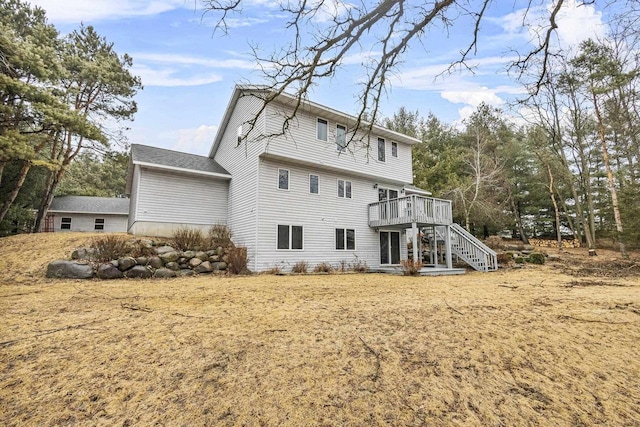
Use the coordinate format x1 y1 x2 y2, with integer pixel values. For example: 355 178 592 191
131 144 230 176
49 196 130 215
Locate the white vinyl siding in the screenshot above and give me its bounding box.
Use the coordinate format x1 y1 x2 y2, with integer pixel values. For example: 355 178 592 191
264 102 413 183
256 158 381 272
212 94 265 269
130 168 228 235
53 214 127 232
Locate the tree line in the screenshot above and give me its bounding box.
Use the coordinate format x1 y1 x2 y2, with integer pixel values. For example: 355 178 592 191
385 35 639 254
0 0 140 235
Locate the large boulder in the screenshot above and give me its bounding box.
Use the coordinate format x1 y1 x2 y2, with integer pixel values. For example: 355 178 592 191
71 247 98 260
155 245 176 255
194 261 213 273
148 256 163 269
175 269 195 277
164 262 180 271
124 265 153 279
195 251 209 261
182 250 196 259
96 263 124 280
212 262 228 271
159 251 180 263
135 256 148 266
117 257 137 271
154 268 177 278
46 261 94 279
188 257 203 268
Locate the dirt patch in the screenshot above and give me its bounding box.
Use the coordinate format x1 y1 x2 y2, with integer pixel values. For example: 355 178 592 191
1 233 639 426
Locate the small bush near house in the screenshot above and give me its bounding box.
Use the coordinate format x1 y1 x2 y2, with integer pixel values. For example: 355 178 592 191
292 260 309 274
208 224 233 248
485 236 504 250
526 253 546 265
313 262 333 273
401 259 423 276
172 227 206 251
350 259 368 273
266 265 283 275
497 252 513 266
91 235 130 261
227 246 249 274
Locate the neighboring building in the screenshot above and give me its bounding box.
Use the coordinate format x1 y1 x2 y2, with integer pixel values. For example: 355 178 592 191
127 85 496 273
45 196 129 232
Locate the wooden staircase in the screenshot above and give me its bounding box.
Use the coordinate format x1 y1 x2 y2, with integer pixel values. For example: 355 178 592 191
432 224 498 272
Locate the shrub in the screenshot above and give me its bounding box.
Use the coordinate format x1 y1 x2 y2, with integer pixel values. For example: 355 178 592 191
208 224 233 249
484 236 504 250
172 227 206 251
266 265 283 274
514 256 525 264
227 246 248 274
400 259 423 276
526 253 545 265
292 260 309 274
313 262 333 273
91 235 130 261
496 252 513 266
350 256 368 273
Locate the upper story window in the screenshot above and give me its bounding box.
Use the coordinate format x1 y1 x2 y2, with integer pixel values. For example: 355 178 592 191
338 179 352 199
94 218 105 231
336 124 346 152
237 125 243 144
317 118 328 141
377 137 386 162
391 142 398 157
309 174 319 194
278 168 289 190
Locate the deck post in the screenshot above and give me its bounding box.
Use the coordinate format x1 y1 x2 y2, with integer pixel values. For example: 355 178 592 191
411 222 419 263
444 225 453 269
432 225 438 267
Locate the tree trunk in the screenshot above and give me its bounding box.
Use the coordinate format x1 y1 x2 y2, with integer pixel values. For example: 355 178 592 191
546 164 563 251
593 92 627 258
0 162 31 224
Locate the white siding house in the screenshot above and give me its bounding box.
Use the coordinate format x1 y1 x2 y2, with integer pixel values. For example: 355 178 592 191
128 85 497 273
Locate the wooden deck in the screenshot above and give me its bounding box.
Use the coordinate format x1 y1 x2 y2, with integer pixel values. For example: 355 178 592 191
368 195 453 228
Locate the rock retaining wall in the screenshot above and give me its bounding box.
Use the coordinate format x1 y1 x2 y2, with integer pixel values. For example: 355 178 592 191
46 239 234 280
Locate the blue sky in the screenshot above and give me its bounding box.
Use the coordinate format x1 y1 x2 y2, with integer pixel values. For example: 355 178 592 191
29 0 613 156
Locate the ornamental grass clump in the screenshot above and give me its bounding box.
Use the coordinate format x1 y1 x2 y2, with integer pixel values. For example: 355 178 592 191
292 260 309 274
400 259 423 276
91 235 130 262
208 224 233 249
227 246 248 275
172 227 206 251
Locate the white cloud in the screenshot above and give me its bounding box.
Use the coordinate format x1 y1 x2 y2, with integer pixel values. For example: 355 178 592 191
133 53 256 70
29 0 188 23
172 125 219 155
131 64 223 87
441 88 504 107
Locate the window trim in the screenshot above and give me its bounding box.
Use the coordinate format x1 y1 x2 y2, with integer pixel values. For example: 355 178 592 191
309 173 319 195
316 117 328 141
337 179 352 199
61 217 71 230
336 123 347 152
391 141 398 158
278 168 290 191
377 137 386 162
335 228 356 251
94 218 105 231
276 224 304 251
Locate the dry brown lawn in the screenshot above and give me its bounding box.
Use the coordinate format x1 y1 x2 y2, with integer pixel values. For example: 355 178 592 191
1 233 639 426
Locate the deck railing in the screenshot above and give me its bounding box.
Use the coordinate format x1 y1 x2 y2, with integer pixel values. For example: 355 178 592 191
368 194 453 227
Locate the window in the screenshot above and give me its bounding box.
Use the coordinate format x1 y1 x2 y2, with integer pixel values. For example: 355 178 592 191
391 142 398 157
378 137 386 162
61 217 71 230
237 125 243 143
337 179 352 199
278 168 289 190
94 218 105 231
317 118 328 141
336 228 356 250
309 174 319 194
277 225 303 250
336 124 346 151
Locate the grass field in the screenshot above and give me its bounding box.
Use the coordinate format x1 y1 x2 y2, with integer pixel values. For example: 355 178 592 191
1 233 639 426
